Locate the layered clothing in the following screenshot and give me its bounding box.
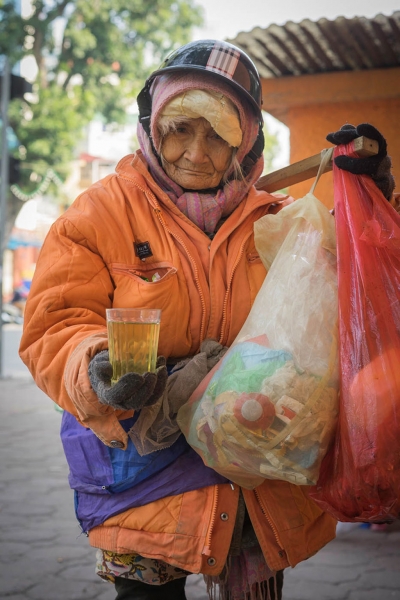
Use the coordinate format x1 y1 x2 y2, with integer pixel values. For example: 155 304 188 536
20 150 336 577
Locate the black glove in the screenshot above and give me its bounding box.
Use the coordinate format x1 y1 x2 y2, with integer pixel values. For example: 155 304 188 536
88 350 168 411
326 123 395 200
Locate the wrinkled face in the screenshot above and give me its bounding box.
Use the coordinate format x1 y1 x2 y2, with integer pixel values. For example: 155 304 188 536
160 118 233 190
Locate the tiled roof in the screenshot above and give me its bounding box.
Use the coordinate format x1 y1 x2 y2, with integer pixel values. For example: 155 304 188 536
228 12 400 78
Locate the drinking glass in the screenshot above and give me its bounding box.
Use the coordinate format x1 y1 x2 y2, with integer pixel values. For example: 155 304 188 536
106 308 161 385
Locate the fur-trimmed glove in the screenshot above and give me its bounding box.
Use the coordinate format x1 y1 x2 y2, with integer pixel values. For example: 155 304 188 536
326 123 395 200
88 350 168 411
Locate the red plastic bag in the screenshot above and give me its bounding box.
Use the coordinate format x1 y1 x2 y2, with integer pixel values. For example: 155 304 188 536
310 141 400 522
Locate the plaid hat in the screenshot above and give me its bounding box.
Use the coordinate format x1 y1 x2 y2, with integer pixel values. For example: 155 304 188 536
148 39 262 115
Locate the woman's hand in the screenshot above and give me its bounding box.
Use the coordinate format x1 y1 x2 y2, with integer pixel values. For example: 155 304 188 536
88 350 168 410
326 123 395 200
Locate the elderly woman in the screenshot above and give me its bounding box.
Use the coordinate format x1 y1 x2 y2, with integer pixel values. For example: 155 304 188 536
20 40 395 600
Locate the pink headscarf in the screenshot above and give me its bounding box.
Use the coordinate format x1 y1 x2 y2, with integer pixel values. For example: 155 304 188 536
137 71 264 233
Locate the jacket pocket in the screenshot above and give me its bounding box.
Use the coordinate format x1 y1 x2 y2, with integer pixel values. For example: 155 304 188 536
111 262 177 284
109 261 180 313
109 261 189 358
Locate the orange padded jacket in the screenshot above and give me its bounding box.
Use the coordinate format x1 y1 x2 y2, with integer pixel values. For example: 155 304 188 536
20 151 336 575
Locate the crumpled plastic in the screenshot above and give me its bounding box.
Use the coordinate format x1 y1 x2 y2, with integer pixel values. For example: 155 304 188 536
178 190 340 488
158 89 242 147
310 141 400 522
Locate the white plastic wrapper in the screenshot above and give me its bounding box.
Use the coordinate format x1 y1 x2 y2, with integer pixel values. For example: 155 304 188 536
178 192 339 488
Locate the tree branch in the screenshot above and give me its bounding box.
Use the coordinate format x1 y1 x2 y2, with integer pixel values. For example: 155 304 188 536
45 0 72 24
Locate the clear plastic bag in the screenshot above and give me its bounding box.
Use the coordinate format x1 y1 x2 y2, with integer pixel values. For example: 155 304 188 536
178 157 340 488
310 142 400 522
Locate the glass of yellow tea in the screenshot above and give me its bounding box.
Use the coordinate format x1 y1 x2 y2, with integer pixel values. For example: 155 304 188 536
106 308 161 385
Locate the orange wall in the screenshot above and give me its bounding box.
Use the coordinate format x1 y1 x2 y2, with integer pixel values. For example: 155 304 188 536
287 98 400 208
262 68 400 209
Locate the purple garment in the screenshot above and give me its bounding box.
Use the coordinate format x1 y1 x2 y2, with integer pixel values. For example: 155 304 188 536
61 410 192 495
75 445 228 533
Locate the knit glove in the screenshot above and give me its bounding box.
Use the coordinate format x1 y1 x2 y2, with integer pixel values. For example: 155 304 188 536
88 350 168 411
326 123 395 200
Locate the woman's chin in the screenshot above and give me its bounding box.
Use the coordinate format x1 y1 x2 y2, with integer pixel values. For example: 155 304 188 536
173 173 220 191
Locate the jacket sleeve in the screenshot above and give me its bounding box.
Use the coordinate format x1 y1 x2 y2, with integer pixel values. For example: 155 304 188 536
19 204 132 448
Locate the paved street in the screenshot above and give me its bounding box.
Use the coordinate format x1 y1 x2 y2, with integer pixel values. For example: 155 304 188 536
0 324 30 378
1 345 400 599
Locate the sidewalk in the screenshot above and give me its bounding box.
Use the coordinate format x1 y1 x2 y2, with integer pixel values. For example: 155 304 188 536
1 377 399 600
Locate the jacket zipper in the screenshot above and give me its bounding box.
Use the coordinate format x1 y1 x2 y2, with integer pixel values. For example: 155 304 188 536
254 488 285 557
202 485 219 556
120 178 208 343
219 231 252 345
120 173 272 345
153 207 207 342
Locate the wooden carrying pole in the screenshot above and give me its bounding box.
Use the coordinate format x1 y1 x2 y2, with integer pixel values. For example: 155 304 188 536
255 136 379 193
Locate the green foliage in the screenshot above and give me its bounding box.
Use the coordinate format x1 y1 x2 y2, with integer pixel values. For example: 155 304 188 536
3 0 204 196
8 83 91 187
0 2 25 62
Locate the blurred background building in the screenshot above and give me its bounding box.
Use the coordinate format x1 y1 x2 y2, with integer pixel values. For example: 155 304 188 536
230 11 400 206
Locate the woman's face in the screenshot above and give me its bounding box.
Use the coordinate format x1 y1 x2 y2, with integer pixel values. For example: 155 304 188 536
160 117 233 190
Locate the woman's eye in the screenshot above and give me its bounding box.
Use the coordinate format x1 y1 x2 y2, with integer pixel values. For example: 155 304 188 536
210 132 224 141
176 126 188 134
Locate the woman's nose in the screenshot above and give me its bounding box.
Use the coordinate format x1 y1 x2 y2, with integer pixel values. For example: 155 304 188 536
184 134 209 164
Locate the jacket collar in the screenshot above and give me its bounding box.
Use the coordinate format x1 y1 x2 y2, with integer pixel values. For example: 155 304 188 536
115 151 284 225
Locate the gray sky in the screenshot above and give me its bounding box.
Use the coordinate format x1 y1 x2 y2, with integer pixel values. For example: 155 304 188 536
193 0 399 40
